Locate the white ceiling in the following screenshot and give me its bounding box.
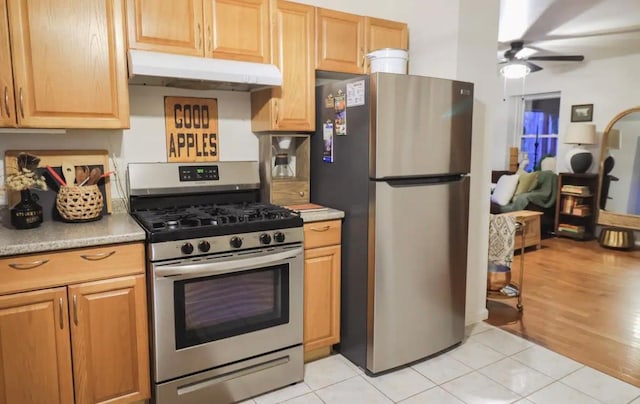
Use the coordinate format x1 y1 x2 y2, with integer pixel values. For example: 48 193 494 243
498 0 640 61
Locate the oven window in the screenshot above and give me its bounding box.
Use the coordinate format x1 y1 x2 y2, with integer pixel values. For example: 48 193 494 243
174 264 289 349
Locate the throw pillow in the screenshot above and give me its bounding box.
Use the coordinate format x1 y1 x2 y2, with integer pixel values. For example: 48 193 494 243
490 174 519 206
513 171 539 197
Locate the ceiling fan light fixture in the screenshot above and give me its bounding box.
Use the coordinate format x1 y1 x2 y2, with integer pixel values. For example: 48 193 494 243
500 61 531 79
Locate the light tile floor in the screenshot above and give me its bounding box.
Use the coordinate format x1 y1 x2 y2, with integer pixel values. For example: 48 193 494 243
246 321 640 404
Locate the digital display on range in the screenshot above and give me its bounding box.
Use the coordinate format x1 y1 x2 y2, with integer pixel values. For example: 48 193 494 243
179 165 219 181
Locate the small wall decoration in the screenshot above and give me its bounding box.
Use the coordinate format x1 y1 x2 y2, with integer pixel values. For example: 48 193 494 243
571 104 594 122
165 96 219 162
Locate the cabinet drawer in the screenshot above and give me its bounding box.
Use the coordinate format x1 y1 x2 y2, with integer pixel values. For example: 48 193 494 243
304 220 341 249
0 242 145 295
271 180 309 205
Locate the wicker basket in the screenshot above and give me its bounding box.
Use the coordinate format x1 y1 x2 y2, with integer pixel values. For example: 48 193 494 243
56 185 104 222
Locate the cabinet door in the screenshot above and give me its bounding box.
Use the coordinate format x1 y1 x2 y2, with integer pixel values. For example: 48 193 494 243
68 275 150 404
6 0 130 128
315 8 364 74
0 0 15 127
251 0 314 132
126 0 204 56
204 0 270 63
303 244 341 352
365 17 408 52
0 288 74 404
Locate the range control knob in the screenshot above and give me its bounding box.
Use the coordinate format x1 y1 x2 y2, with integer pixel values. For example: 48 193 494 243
230 236 243 249
259 233 272 245
181 242 194 255
273 231 285 243
198 240 211 252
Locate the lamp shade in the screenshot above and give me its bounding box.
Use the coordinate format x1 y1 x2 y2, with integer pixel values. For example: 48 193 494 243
607 128 621 150
565 123 596 145
499 62 531 79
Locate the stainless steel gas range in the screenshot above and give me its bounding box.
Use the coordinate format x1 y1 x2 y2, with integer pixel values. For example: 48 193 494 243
128 162 304 404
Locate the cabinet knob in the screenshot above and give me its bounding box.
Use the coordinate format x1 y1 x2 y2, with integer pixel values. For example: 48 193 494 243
299 191 304 196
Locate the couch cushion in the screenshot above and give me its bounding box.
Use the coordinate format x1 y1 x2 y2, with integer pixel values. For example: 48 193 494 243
513 171 539 197
491 174 519 206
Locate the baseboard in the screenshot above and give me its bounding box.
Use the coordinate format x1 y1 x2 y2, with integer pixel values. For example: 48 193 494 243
466 307 489 325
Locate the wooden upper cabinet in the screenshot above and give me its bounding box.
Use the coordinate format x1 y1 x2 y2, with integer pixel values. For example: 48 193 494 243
68 275 150 404
0 288 74 404
6 0 129 128
127 0 204 56
365 17 408 52
204 0 270 63
251 0 314 131
315 8 365 74
0 0 16 128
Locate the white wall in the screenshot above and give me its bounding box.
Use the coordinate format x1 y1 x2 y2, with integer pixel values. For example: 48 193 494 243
456 0 500 324
493 53 640 172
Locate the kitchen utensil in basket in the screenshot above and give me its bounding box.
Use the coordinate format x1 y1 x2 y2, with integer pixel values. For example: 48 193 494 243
56 185 104 222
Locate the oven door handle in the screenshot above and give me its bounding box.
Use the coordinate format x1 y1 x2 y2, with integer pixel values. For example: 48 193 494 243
154 248 303 278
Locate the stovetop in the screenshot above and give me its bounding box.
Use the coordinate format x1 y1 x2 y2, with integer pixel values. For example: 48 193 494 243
131 202 303 243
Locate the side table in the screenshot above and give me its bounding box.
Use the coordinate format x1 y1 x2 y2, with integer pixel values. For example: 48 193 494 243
496 210 543 250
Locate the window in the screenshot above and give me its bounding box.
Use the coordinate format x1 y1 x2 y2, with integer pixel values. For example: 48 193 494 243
514 94 560 172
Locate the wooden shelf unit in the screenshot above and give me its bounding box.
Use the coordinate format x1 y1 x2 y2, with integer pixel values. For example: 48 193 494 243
554 173 599 240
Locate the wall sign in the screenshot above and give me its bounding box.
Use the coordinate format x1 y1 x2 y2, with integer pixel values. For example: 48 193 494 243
164 96 219 162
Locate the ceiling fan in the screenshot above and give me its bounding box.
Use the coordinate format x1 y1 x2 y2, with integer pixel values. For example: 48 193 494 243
498 41 584 77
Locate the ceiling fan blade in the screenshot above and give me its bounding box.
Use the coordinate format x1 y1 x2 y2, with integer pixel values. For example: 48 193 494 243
524 61 543 73
514 47 538 59
528 55 584 61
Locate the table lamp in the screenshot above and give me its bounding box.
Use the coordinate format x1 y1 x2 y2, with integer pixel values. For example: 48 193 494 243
564 123 596 173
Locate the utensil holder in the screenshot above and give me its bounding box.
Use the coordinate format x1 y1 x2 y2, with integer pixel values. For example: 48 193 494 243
56 185 104 222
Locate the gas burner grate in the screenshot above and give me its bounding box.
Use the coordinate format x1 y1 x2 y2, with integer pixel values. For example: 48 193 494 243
132 202 298 235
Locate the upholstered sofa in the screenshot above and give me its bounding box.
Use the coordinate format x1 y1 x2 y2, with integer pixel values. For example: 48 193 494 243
490 170 558 235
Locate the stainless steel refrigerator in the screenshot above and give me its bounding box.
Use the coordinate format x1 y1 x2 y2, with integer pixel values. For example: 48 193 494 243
310 72 473 375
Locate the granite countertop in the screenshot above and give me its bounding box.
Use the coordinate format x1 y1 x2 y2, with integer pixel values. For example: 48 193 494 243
298 208 344 223
0 209 146 257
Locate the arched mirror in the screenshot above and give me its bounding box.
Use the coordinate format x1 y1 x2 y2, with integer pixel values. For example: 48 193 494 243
597 106 640 230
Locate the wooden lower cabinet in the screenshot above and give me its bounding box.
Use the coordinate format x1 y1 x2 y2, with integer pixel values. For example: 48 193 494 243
303 220 342 361
69 275 150 404
0 288 74 404
0 243 150 404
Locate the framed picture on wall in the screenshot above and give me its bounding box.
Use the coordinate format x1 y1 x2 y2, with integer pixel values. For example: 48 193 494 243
571 104 593 122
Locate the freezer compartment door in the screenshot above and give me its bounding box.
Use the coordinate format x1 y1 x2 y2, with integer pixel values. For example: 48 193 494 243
367 177 469 373
370 73 473 178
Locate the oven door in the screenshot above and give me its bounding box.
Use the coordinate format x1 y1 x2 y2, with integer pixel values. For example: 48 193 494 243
151 245 303 383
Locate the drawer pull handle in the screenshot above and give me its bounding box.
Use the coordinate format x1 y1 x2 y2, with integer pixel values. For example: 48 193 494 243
299 191 304 197
4 86 9 117
197 23 202 50
59 298 64 330
80 251 116 261
73 295 78 325
310 225 330 232
8 259 49 270
19 87 24 118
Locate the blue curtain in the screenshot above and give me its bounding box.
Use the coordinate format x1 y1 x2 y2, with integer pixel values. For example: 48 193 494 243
521 111 558 171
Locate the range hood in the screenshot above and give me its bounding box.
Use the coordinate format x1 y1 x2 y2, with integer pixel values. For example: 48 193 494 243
127 49 282 91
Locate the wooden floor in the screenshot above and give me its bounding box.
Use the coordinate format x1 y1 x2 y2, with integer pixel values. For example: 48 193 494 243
486 237 640 387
